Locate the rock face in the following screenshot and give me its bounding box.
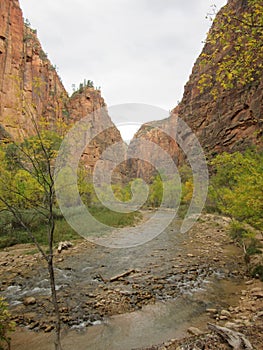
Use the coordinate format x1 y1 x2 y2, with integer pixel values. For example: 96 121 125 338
130 0 263 179
0 0 68 139
69 87 123 177
125 111 181 181
177 0 263 157
1 0 262 183
0 0 122 175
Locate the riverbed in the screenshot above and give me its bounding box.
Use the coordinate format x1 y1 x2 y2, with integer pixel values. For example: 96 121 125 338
0 213 247 349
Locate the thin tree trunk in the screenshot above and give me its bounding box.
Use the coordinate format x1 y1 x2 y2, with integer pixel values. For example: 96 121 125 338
48 257 63 350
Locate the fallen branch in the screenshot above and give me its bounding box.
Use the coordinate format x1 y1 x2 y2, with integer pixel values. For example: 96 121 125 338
109 269 136 282
208 323 253 350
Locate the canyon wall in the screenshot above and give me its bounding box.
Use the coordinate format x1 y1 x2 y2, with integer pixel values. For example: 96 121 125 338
177 0 262 157
129 0 262 180
1 0 262 183
0 0 122 176
69 87 123 177
0 0 68 139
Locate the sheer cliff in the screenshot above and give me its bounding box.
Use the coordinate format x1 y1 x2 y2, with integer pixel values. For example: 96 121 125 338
0 0 122 172
0 0 68 139
129 0 263 180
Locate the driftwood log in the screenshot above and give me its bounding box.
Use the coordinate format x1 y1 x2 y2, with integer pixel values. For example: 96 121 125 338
208 323 253 350
109 269 136 282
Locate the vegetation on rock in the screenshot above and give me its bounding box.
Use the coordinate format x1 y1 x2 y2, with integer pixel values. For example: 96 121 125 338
199 0 263 98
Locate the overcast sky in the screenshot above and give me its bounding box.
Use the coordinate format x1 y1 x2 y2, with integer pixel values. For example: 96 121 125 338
19 0 227 140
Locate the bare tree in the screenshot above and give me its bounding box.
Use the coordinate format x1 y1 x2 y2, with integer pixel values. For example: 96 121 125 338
0 110 65 350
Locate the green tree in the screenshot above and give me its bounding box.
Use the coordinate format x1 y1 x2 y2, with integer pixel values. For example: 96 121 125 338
0 126 64 350
198 0 263 98
78 164 98 206
209 150 263 230
148 175 163 208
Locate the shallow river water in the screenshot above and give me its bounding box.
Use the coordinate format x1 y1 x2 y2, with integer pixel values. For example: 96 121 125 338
6 212 245 350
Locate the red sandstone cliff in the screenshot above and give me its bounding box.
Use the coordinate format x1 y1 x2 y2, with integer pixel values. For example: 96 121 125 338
0 0 68 139
0 0 122 175
176 0 263 156
69 87 123 176
130 0 262 179
1 0 262 183
126 111 180 181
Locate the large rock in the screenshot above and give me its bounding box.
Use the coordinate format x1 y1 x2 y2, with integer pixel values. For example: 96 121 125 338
69 87 123 179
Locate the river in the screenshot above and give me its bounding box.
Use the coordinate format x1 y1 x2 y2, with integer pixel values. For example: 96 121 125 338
1 212 246 350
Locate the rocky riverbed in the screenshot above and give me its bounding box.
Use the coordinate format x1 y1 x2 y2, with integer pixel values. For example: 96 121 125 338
1 213 262 349
136 277 263 350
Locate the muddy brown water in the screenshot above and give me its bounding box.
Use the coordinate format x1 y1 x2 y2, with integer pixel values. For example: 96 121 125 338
4 212 246 350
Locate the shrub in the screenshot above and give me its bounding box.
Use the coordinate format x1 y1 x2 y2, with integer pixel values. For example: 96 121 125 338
251 265 263 282
246 238 263 256
0 298 15 350
228 220 251 242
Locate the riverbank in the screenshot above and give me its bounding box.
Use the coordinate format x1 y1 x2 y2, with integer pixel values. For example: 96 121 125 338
137 277 263 350
0 213 262 349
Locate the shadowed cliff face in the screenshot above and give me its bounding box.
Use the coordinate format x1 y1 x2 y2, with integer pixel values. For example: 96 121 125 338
129 0 262 179
124 111 181 182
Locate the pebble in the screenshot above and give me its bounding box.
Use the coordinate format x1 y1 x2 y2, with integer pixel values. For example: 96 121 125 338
219 315 228 320
23 297 36 306
44 325 54 332
224 321 238 329
251 290 263 298
187 327 203 336
221 309 231 318
245 280 254 285
206 308 217 314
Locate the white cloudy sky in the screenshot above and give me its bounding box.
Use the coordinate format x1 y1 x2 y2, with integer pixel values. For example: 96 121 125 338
19 0 227 140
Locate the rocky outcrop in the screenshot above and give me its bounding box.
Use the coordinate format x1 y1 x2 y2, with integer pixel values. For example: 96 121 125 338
0 0 122 176
69 87 123 177
130 0 263 178
125 111 181 181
